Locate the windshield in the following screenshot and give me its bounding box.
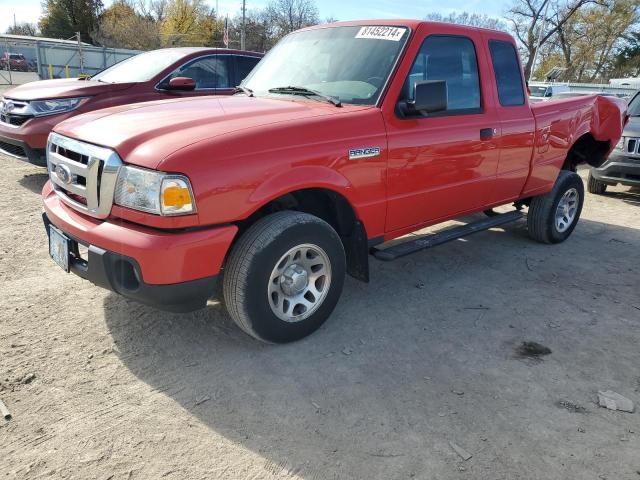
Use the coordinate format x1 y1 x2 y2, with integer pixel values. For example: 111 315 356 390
629 92 640 116
529 86 549 97
92 49 189 83
243 25 410 105
10 54 25 60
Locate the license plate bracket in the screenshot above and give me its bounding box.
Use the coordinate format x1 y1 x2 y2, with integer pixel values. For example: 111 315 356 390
49 226 70 272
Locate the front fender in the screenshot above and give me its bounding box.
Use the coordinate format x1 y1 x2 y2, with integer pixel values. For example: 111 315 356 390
248 165 356 214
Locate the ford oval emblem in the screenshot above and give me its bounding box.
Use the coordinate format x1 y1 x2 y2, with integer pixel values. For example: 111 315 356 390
55 164 72 185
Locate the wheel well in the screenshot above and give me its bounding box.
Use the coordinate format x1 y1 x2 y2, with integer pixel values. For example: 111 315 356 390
237 188 370 282
562 133 610 171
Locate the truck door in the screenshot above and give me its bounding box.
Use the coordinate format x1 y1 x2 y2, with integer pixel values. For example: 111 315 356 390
383 29 501 233
484 36 535 203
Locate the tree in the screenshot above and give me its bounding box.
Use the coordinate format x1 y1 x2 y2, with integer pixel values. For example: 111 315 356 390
506 0 599 79
159 0 217 46
39 0 104 44
226 10 278 51
532 0 639 81
94 0 161 50
425 11 507 31
265 0 319 37
613 31 640 77
6 22 39 36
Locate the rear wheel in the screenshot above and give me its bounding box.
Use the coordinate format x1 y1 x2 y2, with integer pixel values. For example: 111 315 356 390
587 170 607 195
527 170 584 244
223 211 346 343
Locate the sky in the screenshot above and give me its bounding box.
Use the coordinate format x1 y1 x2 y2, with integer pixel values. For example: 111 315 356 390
0 0 507 36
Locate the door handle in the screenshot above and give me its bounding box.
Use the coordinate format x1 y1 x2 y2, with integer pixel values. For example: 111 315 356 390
480 128 497 140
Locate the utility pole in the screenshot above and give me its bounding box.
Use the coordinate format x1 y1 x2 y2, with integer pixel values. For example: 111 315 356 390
529 0 550 83
241 0 246 50
13 14 16 29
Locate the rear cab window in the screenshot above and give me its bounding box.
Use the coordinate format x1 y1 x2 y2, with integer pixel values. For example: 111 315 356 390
489 40 526 106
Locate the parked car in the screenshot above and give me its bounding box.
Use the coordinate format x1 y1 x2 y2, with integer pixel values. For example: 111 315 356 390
528 82 570 102
42 21 627 343
0 47 262 165
588 90 640 194
0 52 28 72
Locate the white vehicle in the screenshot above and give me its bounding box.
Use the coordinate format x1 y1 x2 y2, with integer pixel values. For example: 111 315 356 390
528 83 570 102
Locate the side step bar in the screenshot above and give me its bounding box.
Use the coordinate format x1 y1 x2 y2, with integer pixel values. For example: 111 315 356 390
372 210 524 261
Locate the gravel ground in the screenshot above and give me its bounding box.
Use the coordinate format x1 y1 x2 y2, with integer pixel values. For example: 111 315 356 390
0 153 639 480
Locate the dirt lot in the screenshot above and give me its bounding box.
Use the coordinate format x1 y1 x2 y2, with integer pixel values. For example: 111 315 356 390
1 150 639 480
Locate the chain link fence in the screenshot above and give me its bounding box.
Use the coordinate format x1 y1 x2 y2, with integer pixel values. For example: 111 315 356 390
0 35 140 86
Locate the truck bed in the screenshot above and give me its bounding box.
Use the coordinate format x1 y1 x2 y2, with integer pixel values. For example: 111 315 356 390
525 95 628 197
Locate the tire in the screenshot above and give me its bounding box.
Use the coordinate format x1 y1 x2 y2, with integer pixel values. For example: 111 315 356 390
587 170 607 195
223 211 346 343
527 170 584 244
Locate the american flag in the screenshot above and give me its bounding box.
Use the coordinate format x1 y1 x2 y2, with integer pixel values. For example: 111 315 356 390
223 15 229 48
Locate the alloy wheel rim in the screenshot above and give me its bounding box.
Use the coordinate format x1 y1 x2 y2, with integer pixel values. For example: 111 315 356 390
555 187 579 233
267 243 332 323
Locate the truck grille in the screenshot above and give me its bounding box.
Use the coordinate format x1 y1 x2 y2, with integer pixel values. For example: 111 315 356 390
0 113 31 127
624 137 640 158
0 99 32 128
47 132 123 219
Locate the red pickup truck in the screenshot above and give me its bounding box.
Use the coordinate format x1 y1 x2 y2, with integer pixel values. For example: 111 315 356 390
42 20 627 343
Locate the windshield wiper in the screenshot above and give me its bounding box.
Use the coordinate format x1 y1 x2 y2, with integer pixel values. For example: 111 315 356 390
234 85 254 97
268 86 342 107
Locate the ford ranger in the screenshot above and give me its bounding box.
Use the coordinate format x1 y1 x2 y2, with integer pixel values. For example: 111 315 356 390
41 20 628 343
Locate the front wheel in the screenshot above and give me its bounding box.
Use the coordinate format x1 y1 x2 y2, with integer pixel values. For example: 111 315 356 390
527 170 584 244
587 170 607 195
223 211 346 343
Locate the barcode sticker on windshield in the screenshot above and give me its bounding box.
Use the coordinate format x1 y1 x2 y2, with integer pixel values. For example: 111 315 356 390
355 26 406 41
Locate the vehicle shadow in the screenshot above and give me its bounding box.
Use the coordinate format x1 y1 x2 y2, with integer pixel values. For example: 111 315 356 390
102 217 640 479
18 172 48 195
599 186 640 207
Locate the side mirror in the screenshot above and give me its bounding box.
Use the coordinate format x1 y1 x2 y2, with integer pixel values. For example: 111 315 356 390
405 80 448 115
167 77 196 91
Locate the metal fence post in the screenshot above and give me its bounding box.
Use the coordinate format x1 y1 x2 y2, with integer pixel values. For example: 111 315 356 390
35 40 43 80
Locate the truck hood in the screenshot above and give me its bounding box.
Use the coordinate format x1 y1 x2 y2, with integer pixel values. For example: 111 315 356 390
3 78 135 101
54 95 366 169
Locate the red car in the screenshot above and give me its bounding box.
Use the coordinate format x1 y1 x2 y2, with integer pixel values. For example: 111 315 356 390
0 48 262 165
42 21 627 343
0 52 28 72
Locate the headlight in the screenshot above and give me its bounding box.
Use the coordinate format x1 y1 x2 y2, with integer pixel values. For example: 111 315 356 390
29 97 86 117
114 165 196 216
615 137 625 151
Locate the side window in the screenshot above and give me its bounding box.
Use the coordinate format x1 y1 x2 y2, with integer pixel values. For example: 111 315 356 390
402 35 481 113
489 40 525 106
165 55 231 89
236 56 260 85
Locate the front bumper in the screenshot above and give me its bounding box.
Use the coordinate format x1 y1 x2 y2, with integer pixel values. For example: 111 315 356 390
591 151 640 187
0 135 46 165
0 111 77 166
42 182 238 312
